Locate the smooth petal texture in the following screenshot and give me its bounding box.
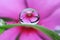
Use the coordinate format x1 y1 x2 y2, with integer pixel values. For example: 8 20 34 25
27 0 60 30
27 0 60 20
19 32 43 40
37 31 52 40
40 8 60 30
0 27 20 40
0 0 26 20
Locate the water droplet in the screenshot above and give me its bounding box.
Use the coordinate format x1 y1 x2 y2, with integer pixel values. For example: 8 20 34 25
0 19 6 26
19 8 40 25
54 26 60 36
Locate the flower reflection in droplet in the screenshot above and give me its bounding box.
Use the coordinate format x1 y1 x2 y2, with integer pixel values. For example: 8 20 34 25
19 8 40 25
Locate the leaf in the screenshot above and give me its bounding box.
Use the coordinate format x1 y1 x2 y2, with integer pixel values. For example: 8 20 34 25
0 17 14 21
0 24 60 40
0 29 5 34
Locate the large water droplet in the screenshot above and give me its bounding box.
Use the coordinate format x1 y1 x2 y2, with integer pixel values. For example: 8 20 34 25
19 8 40 25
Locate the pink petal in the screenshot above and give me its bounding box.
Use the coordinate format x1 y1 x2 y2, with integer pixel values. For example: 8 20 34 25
0 0 26 20
40 8 60 30
30 17 39 22
0 27 20 40
27 0 60 30
19 32 43 40
21 17 30 23
27 0 60 20
6 21 17 24
37 31 52 40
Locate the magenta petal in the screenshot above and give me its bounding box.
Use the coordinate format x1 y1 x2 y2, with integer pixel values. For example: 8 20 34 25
27 0 60 20
0 0 26 20
21 17 30 23
27 0 60 30
30 17 38 22
40 8 60 30
19 32 43 40
37 31 52 40
0 27 20 40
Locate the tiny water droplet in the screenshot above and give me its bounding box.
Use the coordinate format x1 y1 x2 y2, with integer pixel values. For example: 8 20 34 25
54 26 60 36
19 8 40 25
0 19 6 26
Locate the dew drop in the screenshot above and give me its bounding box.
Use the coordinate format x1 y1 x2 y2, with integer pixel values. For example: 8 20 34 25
0 19 6 26
54 26 60 36
19 8 40 25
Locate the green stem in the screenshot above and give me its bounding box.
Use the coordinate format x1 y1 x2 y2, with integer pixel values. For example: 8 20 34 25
0 24 60 40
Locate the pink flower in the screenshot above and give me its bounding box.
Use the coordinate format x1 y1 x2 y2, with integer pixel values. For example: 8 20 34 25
0 0 60 40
